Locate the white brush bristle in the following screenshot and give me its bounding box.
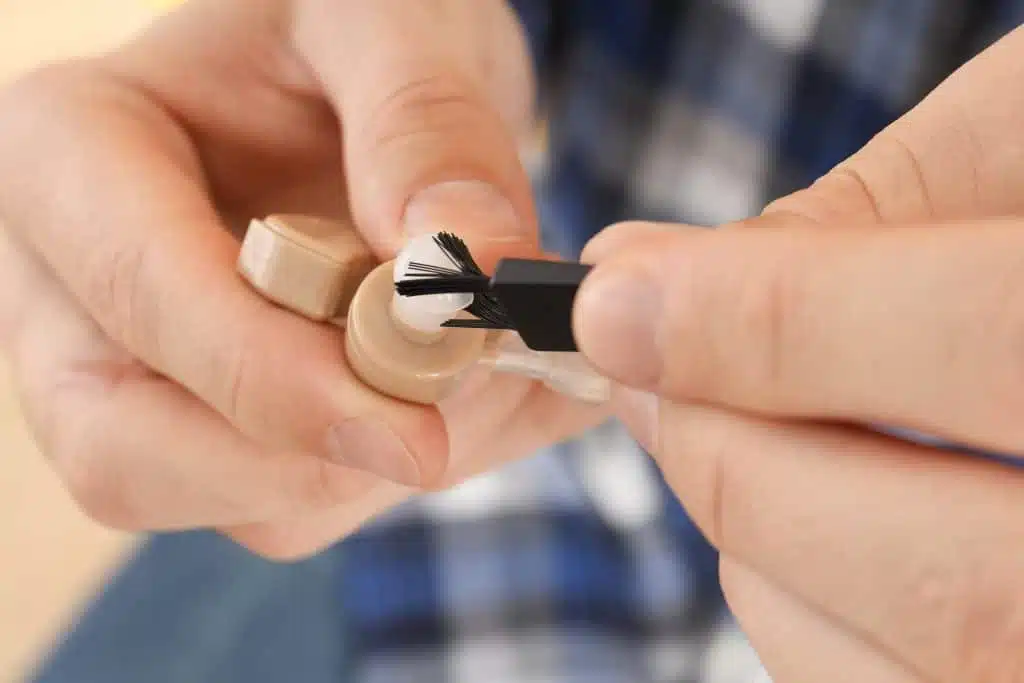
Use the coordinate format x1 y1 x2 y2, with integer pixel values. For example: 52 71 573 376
391 233 473 333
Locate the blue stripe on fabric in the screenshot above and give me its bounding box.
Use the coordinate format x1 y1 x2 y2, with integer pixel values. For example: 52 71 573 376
338 519 446 651
776 54 895 185
568 0 688 81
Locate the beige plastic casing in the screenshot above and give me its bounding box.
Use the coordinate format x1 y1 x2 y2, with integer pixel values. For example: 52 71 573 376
344 262 487 404
237 214 487 405
238 214 377 322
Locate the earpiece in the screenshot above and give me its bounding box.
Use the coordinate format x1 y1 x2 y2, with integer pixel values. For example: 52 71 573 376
238 214 375 322
237 214 610 406
237 214 488 405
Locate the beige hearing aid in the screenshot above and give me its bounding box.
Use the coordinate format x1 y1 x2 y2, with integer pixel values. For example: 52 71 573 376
238 214 487 405
237 214 375 322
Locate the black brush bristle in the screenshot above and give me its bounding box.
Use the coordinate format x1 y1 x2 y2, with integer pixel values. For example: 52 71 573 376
395 274 490 296
441 318 509 329
462 293 515 329
433 232 485 276
394 232 515 330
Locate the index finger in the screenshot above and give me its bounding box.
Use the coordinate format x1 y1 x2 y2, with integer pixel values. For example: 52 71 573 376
0 63 447 485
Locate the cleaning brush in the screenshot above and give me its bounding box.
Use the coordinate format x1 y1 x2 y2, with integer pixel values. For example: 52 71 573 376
394 233 592 352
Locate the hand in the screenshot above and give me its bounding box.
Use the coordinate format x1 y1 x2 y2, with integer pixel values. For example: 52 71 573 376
0 0 603 559
574 25 1024 683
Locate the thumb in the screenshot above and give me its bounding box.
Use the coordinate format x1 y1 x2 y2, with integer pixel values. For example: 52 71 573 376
293 0 537 259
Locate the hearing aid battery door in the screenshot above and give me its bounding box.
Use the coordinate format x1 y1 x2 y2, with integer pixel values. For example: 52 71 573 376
345 261 488 405
238 214 376 321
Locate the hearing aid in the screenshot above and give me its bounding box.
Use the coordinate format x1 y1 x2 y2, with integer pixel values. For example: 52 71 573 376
238 213 375 322
237 213 611 405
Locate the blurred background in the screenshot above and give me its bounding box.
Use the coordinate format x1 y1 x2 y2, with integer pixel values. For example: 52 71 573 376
0 3 174 680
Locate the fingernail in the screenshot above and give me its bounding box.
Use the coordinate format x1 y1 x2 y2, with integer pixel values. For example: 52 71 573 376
574 264 663 386
326 419 421 486
614 387 660 454
403 180 523 242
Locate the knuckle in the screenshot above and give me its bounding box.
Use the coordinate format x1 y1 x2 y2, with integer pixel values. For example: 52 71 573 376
761 155 899 228
826 163 885 222
715 244 804 401
701 422 734 549
744 259 800 390
308 460 346 507
365 73 493 152
887 133 936 219
221 344 251 426
82 240 160 354
825 130 938 224
658 258 715 398
58 450 138 530
760 190 814 221
44 377 145 532
213 339 287 438
760 185 849 227
216 338 336 455
296 459 371 509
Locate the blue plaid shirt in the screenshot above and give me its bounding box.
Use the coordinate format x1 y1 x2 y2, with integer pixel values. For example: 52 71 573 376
341 3 1024 682
30 3 1024 683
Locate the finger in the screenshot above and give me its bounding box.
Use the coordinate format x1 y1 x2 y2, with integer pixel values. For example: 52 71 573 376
720 558 922 683
652 400 1024 683
225 374 606 560
221 370 541 559
765 25 1024 227
576 217 1024 454
34 372 379 532
580 221 699 264
0 62 447 485
5 259 380 532
292 0 539 259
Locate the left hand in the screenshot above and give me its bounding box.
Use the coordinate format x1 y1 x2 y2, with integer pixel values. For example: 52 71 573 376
0 0 604 560
574 25 1024 683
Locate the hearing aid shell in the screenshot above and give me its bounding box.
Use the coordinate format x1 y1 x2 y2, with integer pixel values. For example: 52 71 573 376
238 214 376 322
237 214 486 405
344 261 487 404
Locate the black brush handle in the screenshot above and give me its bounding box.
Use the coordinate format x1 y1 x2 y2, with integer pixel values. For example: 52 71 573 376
489 258 593 352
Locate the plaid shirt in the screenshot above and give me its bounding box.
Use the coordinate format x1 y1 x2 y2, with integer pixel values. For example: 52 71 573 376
340 3 1024 682
30 3 1024 683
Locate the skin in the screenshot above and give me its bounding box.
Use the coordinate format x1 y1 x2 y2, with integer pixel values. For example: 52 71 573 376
2 0 1023 680
575 23 1024 683
0 0 605 557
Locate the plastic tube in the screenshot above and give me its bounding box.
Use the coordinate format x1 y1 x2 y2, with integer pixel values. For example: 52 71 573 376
479 332 611 404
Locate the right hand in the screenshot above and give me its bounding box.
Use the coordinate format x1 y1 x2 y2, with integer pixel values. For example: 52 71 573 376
0 0 605 559
575 25 1024 683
